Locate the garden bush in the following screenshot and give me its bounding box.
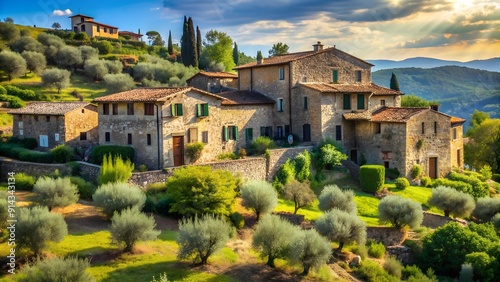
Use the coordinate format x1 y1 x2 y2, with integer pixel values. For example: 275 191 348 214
4 85 37 100
110 208 160 252
0 94 26 108
289 229 331 275
33 177 79 210
411 164 423 179
50 144 75 163
90 145 135 164
464 252 496 282
368 241 386 258
395 177 410 189
293 150 311 182
360 165 385 193
402 265 438 282
15 173 35 190
98 154 134 185
479 165 492 181
230 212 245 229
217 152 238 160
378 195 423 230
186 141 204 162
462 169 488 182
421 176 432 187
384 256 403 279
385 168 400 180
241 180 278 220
317 143 347 169
248 136 276 155
0 198 8 229
18 149 54 163
492 174 500 183
472 197 500 222
273 159 295 193
154 196 172 216
432 178 473 195
20 137 37 149
0 85 6 95
356 260 399 282
318 184 356 214
69 176 96 200
17 257 94 282
93 182 146 218
428 186 475 218
351 243 368 260
449 172 489 199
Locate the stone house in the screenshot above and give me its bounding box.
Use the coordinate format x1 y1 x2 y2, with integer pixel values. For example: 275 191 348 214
69 14 119 39
8 102 98 150
93 87 273 169
187 72 238 93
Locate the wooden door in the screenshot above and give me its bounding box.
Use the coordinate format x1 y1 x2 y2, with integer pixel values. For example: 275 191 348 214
173 136 184 166
429 157 437 179
350 149 358 164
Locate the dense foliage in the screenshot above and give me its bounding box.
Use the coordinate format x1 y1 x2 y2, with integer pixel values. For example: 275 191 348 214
428 186 475 218
360 165 385 193
282 180 316 214
240 180 278 219
288 229 331 275
17 257 94 282
472 197 500 222
378 195 423 229
93 182 146 218
318 184 357 214
110 208 160 252
315 209 366 251
33 177 79 210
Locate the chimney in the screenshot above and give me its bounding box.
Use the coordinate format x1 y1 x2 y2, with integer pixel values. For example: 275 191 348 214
313 41 324 52
256 51 264 65
430 104 439 111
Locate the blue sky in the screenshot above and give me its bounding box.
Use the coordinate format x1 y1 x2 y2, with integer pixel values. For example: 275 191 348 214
1 0 499 61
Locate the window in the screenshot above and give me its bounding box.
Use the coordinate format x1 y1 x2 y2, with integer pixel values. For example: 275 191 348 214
332 70 338 83
104 27 107 33
279 67 285 80
223 126 238 141
303 97 308 110
34 116 38 121
245 128 253 141
127 103 134 115
109 28 113 34
112 103 118 115
453 128 457 139
357 94 365 110
171 103 183 116
202 131 209 143
384 161 390 168
260 126 272 138
19 130 23 136
81 24 86 32
421 122 425 134
147 134 152 146
80 132 87 141
303 124 311 142
457 149 461 167
81 109 85 113
277 126 284 139
277 98 284 112
380 99 386 106
39 135 48 147
356 70 362 82
103 103 109 115
105 132 110 142
144 103 154 116
285 125 290 137
336 125 342 141
54 133 59 141
343 94 351 110
96 26 100 32
197 103 209 117
434 121 437 134
375 123 381 134
80 17 84 23
46 116 50 122
127 133 132 145
189 128 198 143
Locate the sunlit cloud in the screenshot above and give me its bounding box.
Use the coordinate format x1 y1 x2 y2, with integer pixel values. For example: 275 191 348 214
51 9 72 16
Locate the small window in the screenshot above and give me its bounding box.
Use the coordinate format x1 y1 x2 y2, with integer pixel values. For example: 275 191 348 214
332 70 338 83
39 135 48 147
223 126 238 141
112 103 118 115
277 98 284 112
127 133 132 145
96 26 100 32
54 133 59 141
303 124 311 142
434 121 437 134
277 126 284 139
260 126 272 138
453 128 457 140
197 103 209 117
147 134 152 146
421 122 425 134
375 123 381 134
81 24 86 32
171 103 183 116
357 94 365 110
343 94 351 110
202 131 209 143
384 161 390 168
189 128 198 143
356 70 362 82
109 28 113 34
127 103 134 115
34 116 38 122
336 125 342 141
279 67 285 80
103 103 109 115
303 97 308 110
105 132 110 142
104 27 107 33
19 129 23 136
144 103 154 116
80 132 87 141
380 99 386 106
81 109 85 113
245 128 253 141
46 116 50 122
285 125 290 137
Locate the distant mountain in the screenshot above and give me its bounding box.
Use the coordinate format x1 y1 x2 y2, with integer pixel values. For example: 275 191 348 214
368 57 500 73
372 66 500 125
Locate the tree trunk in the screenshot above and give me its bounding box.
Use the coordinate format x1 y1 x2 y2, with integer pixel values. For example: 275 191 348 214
256 211 260 222
302 265 310 275
294 204 299 214
267 255 275 268
444 210 450 217
336 241 345 252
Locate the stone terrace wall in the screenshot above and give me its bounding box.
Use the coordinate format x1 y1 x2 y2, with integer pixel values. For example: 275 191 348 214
422 211 468 229
267 146 314 181
200 157 267 181
78 162 100 182
0 157 70 180
366 227 406 246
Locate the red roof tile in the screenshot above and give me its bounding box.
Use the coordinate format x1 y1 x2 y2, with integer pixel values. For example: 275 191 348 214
451 117 466 125
300 83 402 95
8 102 95 115
93 87 225 103
370 107 428 123
76 20 118 29
343 110 372 121
219 90 275 106
187 72 238 82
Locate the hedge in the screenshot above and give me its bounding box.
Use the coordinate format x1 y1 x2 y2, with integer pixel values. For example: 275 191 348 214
449 172 489 199
89 145 135 164
4 85 37 100
432 178 473 195
0 94 26 108
0 85 6 95
360 165 385 193
0 143 54 163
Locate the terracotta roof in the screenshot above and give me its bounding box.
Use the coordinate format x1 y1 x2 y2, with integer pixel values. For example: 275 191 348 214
451 116 466 125
76 20 118 29
370 107 428 123
119 31 143 36
300 83 402 95
93 87 224 103
187 72 238 82
218 90 275 106
343 110 372 121
8 102 95 115
69 14 94 19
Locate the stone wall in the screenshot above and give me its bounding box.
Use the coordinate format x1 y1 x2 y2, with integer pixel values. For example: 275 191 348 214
0 157 70 180
366 227 406 246
78 162 100 182
267 146 314 181
421 211 467 229
199 157 266 182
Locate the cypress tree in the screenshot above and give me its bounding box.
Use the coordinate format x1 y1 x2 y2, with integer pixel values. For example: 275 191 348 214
187 17 198 67
181 16 188 65
390 72 400 91
167 30 173 55
196 26 202 66
233 42 239 66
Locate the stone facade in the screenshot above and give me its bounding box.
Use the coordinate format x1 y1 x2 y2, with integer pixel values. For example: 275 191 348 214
187 72 238 93
0 157 70 180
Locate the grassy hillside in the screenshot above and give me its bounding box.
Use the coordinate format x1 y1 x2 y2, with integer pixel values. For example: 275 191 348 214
372 66 500 123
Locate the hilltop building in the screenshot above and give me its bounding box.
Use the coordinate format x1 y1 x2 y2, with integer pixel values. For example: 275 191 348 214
69 14 119 39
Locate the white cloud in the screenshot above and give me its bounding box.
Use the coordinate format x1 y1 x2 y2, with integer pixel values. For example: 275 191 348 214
52 9 72 16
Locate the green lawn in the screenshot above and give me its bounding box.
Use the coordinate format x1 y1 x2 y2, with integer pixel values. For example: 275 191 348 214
0 113 12 127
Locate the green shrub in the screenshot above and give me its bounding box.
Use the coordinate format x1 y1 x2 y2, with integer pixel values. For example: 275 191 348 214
492 174 500 183
0 85 6 95
402 265 438 282
318 184 356 213
356 260 399 282
385 168 400 180
0 198 8 229
0 94 26 108
351 243 368 260
17 257 94 282
69 176 96 200
293 150 311 182
33 177 79 210
155 196 172 216
230 212 245 229
18 149 54 163
20 137 37 149
93 182 146 218
318 143 348 169
241 180 278 220
138 164 147 172
368 241 386 258
421 176 432 187
15 173 35 190
98 154 134 185
50 144 75 163
110 208 160 252
428 186 475 218
273 159 295 193
315 209 366 252
411 164 423 179
480 165 492 181
464 252 495 282
378 195 423 230
90 145 135 164
4 85 37 100
384 256 403 279
432 177 473 195
289 229 332 275
463 170 488 182
360 165 385 193
217 152 238 160
449 172 489 199
395 177 410 189
186 141 205 162
472 197 500 222
146 182 168 194
249 136 276 155
151 273 168 282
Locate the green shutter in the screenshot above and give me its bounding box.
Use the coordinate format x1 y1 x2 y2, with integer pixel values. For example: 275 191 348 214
223 126 228 141
196 104 201 117
332 70 338 83
343 94 351 110
246 128 253 141
204 103 209 116
260 127 266 136
357 94 364 110
233 126 239 140
178 104 183 116
171 103 176 116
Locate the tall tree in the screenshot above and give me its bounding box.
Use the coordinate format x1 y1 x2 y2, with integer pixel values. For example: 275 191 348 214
196 26 202 66
232 42 239 66
181 16 188 65
146 31 163 46
465 118 500 173
466 110 490 137
390 72 400 91
268 42 289 56
167 30 173 55
199 30 235 72
185 17 197 67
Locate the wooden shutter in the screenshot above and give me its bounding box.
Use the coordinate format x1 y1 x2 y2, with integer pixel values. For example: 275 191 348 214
178 104 183 116
260 127 266 136
343 94 351 109
223 126 228 141
357 94 364 109
233 126 239 140
171 103 176 116
204 103 209 116
196 104 201 117
332 70 338 83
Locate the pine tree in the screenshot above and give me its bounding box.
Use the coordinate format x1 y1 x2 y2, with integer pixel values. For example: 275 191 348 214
196 26 202 66
167 30 173 55
390 72 400 91
233 42 239 66
187 17 198 67
181 16 188 64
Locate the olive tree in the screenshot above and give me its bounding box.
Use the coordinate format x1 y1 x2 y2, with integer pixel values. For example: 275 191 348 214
240 180 278 220
41 68 71 93
33 177 79 210
17 206 68 255
428 186 475 218
21 51 46 75
78 45 99 64
289 229 331 275
93 182 146 218
55 45 82 71
84 59 108 81
378 195 423 230
11 36 44 53
283 180 316 214
17 257 94 282
103 73 135 93
104 60 123 74
177 214 233 265
472 197 500 222
0 50 27 80
252 214 298 267
318 184 357 214
315 209 366 252
110 208 160 252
